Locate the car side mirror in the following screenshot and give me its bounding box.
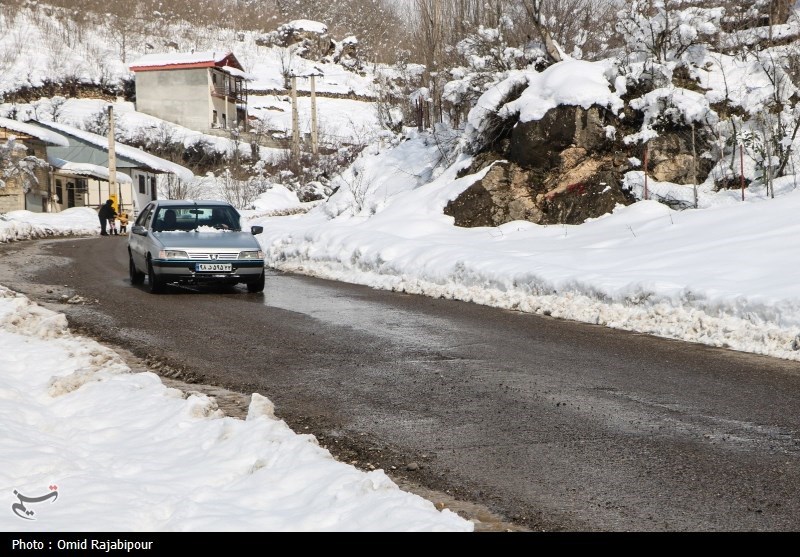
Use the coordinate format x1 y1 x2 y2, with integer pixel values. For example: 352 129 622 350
132 225 148 236
251 225 263 235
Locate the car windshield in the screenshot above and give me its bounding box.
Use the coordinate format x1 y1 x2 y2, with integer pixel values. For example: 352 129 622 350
152 205 241 232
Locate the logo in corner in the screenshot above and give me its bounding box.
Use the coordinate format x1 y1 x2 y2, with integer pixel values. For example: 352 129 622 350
12 485 58 520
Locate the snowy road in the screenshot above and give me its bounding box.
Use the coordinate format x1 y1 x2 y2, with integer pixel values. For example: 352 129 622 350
2 236 800 532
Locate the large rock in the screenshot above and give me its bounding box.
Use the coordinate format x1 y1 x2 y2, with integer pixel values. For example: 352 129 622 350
507 105 609 169
445 151 632 227
647 131 713 184
273 20 334 60
445 160 543 227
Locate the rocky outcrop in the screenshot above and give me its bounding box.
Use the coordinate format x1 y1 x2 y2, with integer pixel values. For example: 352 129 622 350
273 20 334 60
647 130 714 185
446 146 632 227
506 105 608 168
445 160 543 227
448 103 634 226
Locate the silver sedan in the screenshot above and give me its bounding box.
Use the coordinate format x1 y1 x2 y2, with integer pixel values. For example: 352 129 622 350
127 200 266 293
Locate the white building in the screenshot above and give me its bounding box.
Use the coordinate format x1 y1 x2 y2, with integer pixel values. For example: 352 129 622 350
130 51 250 133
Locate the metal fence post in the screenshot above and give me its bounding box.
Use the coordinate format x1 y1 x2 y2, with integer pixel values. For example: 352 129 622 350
643 143 649 201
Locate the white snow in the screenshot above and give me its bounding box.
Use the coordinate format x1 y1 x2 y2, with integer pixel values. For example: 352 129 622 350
47 157 133 184
129 51 233 69
501 60 624 123
282 20 328 35
0 117 69 147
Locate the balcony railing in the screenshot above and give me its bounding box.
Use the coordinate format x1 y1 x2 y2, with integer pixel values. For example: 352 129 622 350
210 82 247 104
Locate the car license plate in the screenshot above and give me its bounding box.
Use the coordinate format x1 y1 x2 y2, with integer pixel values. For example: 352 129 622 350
196 263 232 272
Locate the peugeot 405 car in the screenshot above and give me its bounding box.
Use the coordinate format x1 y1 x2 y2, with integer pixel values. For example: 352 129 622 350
127 200 265 293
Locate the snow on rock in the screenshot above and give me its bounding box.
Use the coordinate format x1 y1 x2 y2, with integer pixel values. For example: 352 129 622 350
501 59 625 123
282 20 328 34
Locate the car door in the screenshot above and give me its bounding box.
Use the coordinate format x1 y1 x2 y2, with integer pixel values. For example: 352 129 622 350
130 202 155 271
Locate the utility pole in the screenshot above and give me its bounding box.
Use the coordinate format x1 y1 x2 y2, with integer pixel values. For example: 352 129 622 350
291 73 300 162
310 73 318 155
107 105 118 211
691 124 698 209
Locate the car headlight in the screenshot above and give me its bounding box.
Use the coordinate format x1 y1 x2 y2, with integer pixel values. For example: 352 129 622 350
238 250 265 260
159 250 189 259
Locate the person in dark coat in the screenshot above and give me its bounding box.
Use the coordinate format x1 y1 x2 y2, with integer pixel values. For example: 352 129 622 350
98 199 116 236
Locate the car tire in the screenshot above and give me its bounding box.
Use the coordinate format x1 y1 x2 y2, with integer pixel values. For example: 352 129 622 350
147 258 164 293
129 253 145 285
247 271 265 293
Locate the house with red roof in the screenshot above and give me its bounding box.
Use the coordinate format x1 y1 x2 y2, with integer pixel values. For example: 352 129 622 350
129 50 250 133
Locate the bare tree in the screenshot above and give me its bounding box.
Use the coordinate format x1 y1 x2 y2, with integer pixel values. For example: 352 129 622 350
521 0 564 64
159 173 201 200
0 137 49 192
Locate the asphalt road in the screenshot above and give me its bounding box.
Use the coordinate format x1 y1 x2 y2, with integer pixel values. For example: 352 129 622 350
2 235 800 532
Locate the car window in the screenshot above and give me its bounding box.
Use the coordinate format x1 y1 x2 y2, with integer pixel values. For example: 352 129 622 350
153 207 181 231
136 205 152 227
201 206 240 230
152 205 241 232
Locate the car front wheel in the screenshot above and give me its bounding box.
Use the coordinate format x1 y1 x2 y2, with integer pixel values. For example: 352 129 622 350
147 258 164 293
247 271 265 293
129 253 145 285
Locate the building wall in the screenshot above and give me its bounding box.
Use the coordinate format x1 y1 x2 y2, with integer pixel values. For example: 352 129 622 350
209 69 242 129
130 169 159 217
135 68 211 131
51 171 142 216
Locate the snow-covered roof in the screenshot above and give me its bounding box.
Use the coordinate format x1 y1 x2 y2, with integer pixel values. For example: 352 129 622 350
129 50 242 72
0 117 69 146
219 65 254 81
48 156 133 184
34 121 194 181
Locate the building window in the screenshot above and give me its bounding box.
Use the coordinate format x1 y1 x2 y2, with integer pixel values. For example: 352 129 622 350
139 175 145 194
55 180 63 204
212 110 218 127
150 177 157 201
222 113 227 129
212 73 217 85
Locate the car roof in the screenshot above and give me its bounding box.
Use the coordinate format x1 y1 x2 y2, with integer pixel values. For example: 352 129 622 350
154 199 232 207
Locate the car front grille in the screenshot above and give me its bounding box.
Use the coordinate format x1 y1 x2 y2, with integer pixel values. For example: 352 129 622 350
186 252 240 260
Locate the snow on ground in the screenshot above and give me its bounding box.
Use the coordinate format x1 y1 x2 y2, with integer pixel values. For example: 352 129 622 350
0 285 473 532
0 208 100 243
249 95 381 145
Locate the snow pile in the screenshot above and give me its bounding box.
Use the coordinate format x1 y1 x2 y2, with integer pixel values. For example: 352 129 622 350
0 208 99 243
129 50 232 69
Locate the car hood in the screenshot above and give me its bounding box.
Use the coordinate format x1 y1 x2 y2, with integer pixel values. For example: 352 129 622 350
152 231 261 250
